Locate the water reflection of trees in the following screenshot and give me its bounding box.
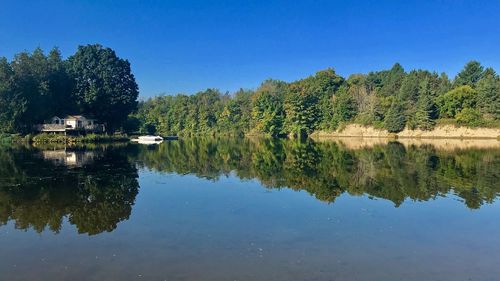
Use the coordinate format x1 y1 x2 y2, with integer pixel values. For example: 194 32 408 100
0 138 498 236
135 138 500 209
0 145 139 235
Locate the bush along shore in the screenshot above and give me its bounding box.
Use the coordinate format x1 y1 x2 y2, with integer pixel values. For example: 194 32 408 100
0 133 29 144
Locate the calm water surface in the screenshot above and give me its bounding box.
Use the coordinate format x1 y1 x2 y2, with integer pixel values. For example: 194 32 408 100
0 138 499 281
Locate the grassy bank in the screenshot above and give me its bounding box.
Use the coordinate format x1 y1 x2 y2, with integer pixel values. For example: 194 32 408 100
31 133 130 144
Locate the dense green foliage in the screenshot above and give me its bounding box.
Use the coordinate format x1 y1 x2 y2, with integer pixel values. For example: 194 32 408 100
136 61 499 136
1 48 497 137
0 45 138 134
68 45 139 131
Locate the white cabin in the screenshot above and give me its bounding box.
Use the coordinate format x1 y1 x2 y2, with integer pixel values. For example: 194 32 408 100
50 115 97 129
37 115 105 133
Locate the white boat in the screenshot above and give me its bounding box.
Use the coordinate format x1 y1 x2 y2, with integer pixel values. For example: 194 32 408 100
137 135 163 141
131 135 164 145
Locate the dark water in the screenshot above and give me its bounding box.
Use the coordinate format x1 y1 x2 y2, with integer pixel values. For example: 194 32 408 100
0 138 499 281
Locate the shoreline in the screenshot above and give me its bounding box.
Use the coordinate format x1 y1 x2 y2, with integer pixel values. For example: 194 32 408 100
0 133 131 144
310 124 500 140
3 125 500 146
313 135 499 140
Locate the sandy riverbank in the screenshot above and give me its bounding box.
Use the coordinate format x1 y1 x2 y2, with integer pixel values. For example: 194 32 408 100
311 124 500 139
310 124 500 150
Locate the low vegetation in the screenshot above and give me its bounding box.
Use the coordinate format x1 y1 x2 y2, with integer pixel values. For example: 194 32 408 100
31 133 129 144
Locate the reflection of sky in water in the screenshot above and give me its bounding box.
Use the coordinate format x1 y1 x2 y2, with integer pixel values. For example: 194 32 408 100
1 170 500 281
0 140 499 281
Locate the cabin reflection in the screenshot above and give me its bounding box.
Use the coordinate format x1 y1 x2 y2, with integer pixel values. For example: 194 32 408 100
40 149 99 167
0 145 140 235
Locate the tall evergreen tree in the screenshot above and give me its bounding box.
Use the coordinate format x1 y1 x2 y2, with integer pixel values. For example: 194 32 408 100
437 72 452 96
476 68 500 120
378 63 406 97
384 102 406 132
0 57 20 133
8 48 65 131
454 61 484 87
330 86 357 128
47 48 75 116
414 79 436 130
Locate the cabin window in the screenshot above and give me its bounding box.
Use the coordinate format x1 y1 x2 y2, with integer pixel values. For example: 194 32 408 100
54 120 59 125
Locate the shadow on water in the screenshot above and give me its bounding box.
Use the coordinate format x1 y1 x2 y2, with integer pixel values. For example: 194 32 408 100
0 137 499 234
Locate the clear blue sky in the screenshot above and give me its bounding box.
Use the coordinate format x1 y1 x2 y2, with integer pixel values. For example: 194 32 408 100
1 0 499 98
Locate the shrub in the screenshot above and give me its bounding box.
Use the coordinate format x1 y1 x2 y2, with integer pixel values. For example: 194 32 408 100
437 85 478 118
31 133 129 143
456 108 483 127
32 133 68 143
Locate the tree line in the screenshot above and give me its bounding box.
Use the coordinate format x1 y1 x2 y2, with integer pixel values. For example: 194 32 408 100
133 61 499 137
0 45 139 134
1 45 498 138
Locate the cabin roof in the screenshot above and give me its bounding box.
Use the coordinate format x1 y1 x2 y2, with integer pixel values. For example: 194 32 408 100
52 115 97 120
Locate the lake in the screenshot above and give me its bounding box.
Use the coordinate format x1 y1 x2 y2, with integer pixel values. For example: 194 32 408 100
0 138 499 281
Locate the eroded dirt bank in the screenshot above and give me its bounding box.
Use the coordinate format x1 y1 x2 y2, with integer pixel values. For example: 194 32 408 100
311 124 500 150
312 124 500 139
